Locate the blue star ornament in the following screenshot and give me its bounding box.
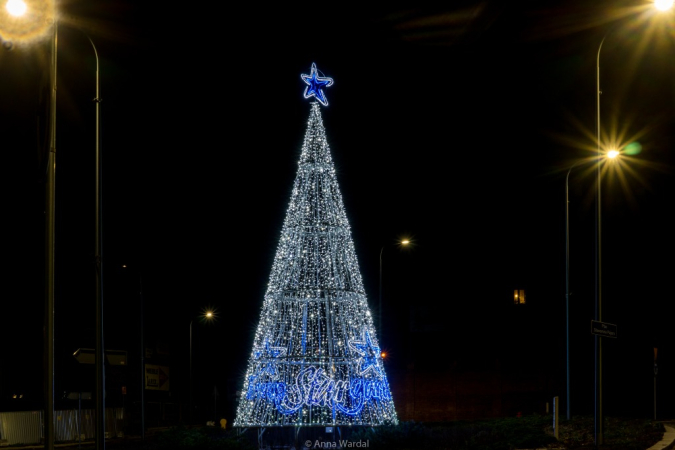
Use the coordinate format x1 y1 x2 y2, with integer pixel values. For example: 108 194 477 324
301 63 334 106
348 329 383 377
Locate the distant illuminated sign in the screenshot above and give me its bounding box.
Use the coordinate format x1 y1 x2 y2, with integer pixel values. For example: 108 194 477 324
145 364 170 391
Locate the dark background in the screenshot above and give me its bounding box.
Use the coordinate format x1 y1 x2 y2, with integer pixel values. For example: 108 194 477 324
2 0 675 425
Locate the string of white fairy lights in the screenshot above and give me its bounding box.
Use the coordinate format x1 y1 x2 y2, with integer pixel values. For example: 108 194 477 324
234 65 397 427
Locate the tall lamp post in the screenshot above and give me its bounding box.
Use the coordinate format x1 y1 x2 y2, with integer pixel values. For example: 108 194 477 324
87 32 105 450
2 3 105 448
1 3 57 449
46 16 57 450
593 2 671 443
564 161 580 422
190 311 214 425
379 239 410 346
565 153 618 422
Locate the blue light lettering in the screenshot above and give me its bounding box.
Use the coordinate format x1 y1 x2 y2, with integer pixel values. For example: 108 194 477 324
245 365 392 417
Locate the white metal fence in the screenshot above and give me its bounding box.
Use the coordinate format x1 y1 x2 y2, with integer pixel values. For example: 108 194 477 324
0 408 124 446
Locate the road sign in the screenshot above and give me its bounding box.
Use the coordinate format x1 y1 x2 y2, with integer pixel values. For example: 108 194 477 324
145 364 170 391
591 320 617 338
73 348 128 365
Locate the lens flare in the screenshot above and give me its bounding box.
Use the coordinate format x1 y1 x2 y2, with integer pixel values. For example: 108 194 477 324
624 142 642 155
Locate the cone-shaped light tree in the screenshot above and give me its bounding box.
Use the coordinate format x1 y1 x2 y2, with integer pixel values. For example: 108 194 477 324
234 63 398 427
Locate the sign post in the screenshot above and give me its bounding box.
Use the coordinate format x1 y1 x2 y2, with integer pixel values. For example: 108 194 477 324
553 396 559 440
590 320 617 448
654 347 658 420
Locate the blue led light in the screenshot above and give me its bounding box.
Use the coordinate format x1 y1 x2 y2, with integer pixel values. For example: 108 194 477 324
254 342 287 378
301 62 334 106
234 99 398 427
245 365 392 417
349 329 383 377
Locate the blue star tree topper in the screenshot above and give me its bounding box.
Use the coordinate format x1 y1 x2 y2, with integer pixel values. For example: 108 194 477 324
301 62 334 106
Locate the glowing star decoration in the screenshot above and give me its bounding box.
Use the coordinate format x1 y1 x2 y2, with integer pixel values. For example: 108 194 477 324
234 90 397 427
301 63 334 106
349 329 383 377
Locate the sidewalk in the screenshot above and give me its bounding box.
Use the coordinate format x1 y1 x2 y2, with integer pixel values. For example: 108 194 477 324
647 423 675 450
2 422 674 449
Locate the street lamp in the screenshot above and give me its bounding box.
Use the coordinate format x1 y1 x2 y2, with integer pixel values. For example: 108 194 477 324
379 239 410 346
565 152 619 422
594 2 671 443
2 2 103 447
564 160 581 423
2 4 104 447
87 31 104 450
189 311 215 425
2 3 57 449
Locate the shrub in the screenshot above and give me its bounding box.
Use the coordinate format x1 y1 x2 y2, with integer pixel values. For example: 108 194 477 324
154 426 255 450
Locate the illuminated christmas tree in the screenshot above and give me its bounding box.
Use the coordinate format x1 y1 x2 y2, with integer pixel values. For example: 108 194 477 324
234 63 398 427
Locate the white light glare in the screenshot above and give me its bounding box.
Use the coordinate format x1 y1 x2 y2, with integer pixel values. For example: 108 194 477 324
607 149 620 159
5 0 27 16
655 0 673 11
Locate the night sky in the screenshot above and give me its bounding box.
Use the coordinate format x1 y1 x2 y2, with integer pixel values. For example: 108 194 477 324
2 0 675 422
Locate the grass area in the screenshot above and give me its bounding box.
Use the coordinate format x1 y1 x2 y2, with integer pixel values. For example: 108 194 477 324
347 415 666 450
83 415 667 450
554 415 666 450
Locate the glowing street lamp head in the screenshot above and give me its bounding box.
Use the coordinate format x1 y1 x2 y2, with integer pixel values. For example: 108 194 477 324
655 0 674 11
0 0 54 44
607 149 620 159
400 240 410 246
5 0 26 16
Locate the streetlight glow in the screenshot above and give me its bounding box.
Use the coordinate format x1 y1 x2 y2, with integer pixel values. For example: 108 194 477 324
607 149 620 159
655 0 673 11
5 0 26 16
0 0 54 44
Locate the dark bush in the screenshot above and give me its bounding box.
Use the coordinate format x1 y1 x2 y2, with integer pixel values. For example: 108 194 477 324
154 426 256 450
140 415 665 450
349 421 428 449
